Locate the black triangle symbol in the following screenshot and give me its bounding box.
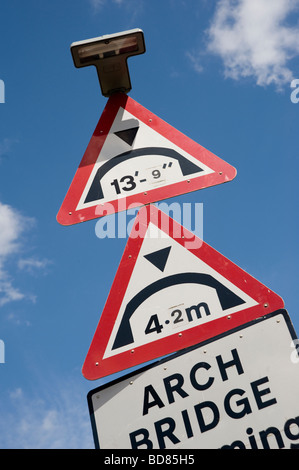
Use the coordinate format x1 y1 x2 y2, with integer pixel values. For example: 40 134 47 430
144 246 171 272
114 127 139 146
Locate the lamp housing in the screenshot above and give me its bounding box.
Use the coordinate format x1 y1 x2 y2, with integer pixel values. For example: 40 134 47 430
71 29 146 97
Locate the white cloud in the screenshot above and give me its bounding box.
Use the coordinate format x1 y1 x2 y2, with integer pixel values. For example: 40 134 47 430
90 0 124 10
0 202 29 258
18 257 52 274
6 312 32 326
0 278 25 307
202 0 299 89
0 139 14 159
89 0 143 21
0 201 46 309
0 202 32 307
186 51 204 74
0 381 93 449
89 0 105 9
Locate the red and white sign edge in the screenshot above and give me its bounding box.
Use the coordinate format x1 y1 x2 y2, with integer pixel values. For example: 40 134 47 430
57 92 237 226
82 204 284 380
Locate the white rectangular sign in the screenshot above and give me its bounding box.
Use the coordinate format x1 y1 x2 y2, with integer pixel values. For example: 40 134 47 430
88 310 299 449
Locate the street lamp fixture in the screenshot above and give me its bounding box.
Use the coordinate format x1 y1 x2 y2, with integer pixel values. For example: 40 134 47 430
71 29 146 97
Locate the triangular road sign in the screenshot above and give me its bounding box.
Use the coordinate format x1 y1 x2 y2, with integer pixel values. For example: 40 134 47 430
82 204 284 380
57 92 237 226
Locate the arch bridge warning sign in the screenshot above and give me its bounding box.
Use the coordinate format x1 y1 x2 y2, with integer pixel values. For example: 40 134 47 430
87 310 299 449
57 92 236 225
82 204 283 380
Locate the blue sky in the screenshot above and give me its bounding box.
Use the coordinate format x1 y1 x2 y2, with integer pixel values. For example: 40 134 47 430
0 0 298 448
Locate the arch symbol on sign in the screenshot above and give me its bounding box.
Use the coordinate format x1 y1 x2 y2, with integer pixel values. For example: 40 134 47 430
84 147 203 203
112 271 245 350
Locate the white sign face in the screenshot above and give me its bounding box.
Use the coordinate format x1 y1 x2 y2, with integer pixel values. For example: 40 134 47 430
88 311 299 449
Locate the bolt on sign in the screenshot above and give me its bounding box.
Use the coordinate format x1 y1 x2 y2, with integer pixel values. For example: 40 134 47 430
87 310 299 449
